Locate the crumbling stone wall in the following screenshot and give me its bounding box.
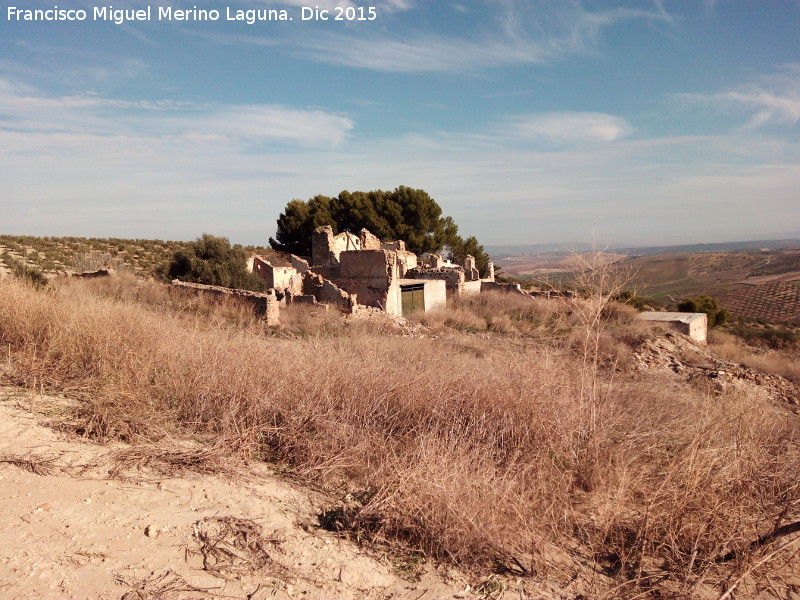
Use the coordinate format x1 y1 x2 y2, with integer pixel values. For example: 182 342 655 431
171 280 279 326
337 249 400 315
461 280 482 295
481 281 527 296
427 254 444 268
290 254 310 273
285 292 319 306
359 228 382 250
251 255 296 291
312 225 361 267
406 265 465 294
301 271 355 312
485 262 495 281
380 240 406 252
395 250 418 277
463 254 480 282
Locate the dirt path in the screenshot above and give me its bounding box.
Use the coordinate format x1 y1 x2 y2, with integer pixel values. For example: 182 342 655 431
0 388 473 600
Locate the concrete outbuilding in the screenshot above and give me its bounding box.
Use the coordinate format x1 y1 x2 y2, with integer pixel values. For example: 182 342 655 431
640 312 708 344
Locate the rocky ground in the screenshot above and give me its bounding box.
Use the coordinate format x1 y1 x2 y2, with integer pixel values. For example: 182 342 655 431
633 331 799 408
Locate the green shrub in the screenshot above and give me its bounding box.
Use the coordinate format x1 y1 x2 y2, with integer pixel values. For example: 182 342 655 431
2 252 49 288
167 233 265 292
612 289 649 311
678 294 729 328
729 322 799 349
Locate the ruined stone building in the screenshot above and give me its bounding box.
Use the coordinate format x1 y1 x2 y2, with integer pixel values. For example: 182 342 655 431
248 226 498 318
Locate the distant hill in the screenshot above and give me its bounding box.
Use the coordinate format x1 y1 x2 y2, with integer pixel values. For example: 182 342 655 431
618 239 800 256
487 238 800 260
491 238 800 323
486 242 605 259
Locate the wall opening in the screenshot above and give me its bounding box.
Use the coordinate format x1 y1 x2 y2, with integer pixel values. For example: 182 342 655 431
400 282 426 315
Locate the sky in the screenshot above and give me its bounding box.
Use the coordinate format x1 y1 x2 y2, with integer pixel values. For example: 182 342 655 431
1 0 799 247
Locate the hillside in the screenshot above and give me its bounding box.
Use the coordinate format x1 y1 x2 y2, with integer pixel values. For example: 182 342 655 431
493 244 800 326
0 234 282 280
622 249 800 323
1 272 799 598
486 238 800 260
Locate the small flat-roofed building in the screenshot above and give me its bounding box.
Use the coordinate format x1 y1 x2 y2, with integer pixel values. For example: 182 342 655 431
640 312 708 344
397 279 446 316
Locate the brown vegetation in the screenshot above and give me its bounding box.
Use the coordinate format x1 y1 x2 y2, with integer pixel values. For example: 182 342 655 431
1 275 799 597
709 330 800 385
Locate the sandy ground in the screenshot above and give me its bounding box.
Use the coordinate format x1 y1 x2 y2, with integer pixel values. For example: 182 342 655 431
0 387 477 600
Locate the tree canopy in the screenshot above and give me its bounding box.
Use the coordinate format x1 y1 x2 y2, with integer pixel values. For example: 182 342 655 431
447 235 490 277
168 233 265 292
678 294 730 328
269 186 490 274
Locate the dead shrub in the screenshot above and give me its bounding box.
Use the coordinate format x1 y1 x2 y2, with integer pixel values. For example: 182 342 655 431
0 452 59 476
742 350 800 384
55 274 265 333
600 300 639 325
110 443 235 478
414 306 487 332
192 516 281 577
448 291 571 335
118 569 210 599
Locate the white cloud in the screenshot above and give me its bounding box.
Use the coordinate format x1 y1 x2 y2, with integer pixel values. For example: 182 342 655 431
0 75 797 247
0 80 354 148
721 91 800 127
201 105 354 146
505 112 633 143
249 0 413 12
272 0 672 72
678 65 800 129
185 1 667 74
266 0 356 9
298 33 553 72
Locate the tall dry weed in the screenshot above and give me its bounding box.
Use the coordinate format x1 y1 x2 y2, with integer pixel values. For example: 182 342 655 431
414 290 572 336
1 276 798 596
709 329 800 384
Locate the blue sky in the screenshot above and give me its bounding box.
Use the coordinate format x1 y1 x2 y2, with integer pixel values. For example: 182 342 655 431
1 0 799 247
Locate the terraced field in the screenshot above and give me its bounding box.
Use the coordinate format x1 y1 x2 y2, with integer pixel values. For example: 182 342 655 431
688 253 767 280
718 282 800 325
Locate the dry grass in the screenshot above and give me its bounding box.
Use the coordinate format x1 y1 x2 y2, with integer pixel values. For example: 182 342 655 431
414 291 573 335
117 569 212 600
1 276 799 597
709 330 800 384
110 443 236 478
0 452 59 476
